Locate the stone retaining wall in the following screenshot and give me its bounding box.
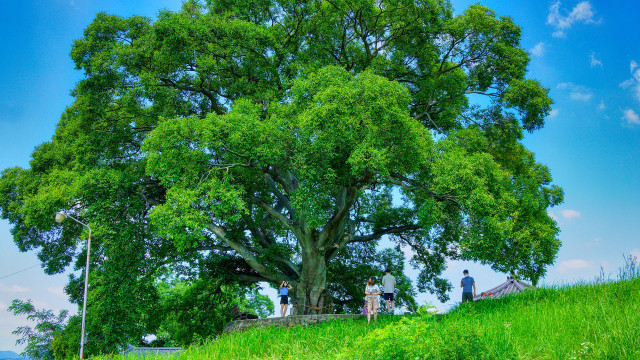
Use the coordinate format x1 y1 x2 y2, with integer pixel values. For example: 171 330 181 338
223 314 364 334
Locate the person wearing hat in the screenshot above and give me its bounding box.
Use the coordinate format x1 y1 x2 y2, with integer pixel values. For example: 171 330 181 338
460 270 476 303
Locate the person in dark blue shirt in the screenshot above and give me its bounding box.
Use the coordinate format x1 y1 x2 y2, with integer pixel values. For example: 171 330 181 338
279 280 293 317
460 270 476 303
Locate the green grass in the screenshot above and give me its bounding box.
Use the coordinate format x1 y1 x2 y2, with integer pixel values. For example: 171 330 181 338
340 278 640 359
98 277 640 360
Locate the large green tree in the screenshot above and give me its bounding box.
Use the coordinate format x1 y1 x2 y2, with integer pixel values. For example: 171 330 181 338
0 0 562 349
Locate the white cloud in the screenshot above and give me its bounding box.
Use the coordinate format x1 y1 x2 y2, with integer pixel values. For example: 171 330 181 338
631 249 640 264
598 100 606 110
620 60 640 103
549 109 559 118
0 282 30 293
620 78 634 89
530 42 546 57
622 108 640 125
560 209 581 219
571 92 592 101
557 82 593 101
548 211 559 221
47 286 67 298
547 1 598 38
585 237 600 247
589 53 602 68
558 259 594 273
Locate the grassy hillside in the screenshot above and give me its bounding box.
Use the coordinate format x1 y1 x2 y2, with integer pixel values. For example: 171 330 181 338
98 277 640 360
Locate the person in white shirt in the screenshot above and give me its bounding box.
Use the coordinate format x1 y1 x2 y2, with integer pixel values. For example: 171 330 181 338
364 276 381 324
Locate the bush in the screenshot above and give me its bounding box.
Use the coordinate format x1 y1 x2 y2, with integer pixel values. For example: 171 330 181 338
337 304 488 360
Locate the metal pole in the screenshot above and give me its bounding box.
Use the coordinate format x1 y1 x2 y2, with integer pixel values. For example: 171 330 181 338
60 214 91 360
79 230 91 359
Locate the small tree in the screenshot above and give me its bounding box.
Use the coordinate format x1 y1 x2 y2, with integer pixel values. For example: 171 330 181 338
8 299 69 360
153 278 274 347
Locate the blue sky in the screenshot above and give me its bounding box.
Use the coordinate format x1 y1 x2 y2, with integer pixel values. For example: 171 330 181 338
0 0 639 353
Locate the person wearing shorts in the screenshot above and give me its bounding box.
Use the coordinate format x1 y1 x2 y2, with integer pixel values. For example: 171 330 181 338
279 280 293 317
364 276 381 324
460 270 475 303
382 269 397 313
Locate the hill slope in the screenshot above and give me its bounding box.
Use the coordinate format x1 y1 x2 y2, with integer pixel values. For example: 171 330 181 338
99 278 640 360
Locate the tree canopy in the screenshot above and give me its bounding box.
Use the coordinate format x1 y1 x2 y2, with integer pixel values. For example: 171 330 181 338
0 0 562 353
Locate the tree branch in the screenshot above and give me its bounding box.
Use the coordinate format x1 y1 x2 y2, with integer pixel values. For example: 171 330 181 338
388 172 461 206
349 224 420 243
326 223 421 261
208 225 286 283
264 173 294 214
319 172 372 249
262 165 297 194
464 90 499 97
249 196 300 238
197 237 301 277
159 77 226 115
318 187 356 249
228 273 273 284
195 245 234 252
211 163 253 169
415 108 445 134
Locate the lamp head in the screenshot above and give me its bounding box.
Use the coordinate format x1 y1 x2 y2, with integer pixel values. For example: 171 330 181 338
55 212 66 223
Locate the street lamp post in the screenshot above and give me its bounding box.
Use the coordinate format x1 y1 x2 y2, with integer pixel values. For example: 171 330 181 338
55 212 91 360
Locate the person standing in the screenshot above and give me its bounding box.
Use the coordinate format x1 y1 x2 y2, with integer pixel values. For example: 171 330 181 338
381 268 397 314
279 280 293 317
460 270 476 303
364 277 381 324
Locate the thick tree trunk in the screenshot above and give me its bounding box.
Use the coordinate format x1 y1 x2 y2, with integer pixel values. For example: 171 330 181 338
293 250 331 315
